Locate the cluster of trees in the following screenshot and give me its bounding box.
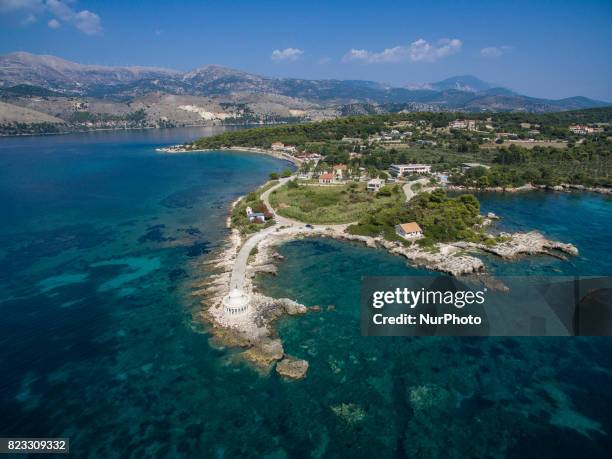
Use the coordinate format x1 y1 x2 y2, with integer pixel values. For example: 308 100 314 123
0 122 64 136
348 189 484 245
408 190 482 243
451 140 611 187
191 116 387 150
192 107 612 150
269 169 293 180
230 185 275 235
191 108 611 187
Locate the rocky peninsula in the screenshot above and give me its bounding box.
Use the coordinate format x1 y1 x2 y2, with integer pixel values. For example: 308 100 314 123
156 144 302 166
189 170 579 380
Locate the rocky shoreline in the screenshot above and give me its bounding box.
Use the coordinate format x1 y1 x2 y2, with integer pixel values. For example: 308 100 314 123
156 144 302 166
192 198 578 379
446 183 611 195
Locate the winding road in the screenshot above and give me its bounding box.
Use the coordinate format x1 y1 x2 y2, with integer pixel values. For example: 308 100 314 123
228 176 426 295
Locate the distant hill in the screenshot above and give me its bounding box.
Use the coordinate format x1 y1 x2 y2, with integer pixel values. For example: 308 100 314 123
430 75 497 93
0 52 179 93
0 51 609 134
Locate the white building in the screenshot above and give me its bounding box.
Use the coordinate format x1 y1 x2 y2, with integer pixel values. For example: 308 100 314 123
569 124 603 135
395 222 423 239
332 164 348 181
449 119 477 131
223 289 249 316
246 206 265 223
389 164 432 177
271 141 297 153
318 172 335 184
367 178 384 192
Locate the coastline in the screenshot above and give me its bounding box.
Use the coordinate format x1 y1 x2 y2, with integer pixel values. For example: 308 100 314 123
446 183 612 196
156 144 303 166
0 121 291 138
190 169 579 380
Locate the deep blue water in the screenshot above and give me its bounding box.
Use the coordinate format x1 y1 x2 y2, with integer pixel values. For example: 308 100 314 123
0 130 610 458
473 191 612 276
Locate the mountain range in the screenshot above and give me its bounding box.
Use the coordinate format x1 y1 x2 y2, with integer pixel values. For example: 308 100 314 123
0 52 609 133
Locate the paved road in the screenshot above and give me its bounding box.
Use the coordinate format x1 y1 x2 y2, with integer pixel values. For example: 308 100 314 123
229 176 347 291
229 176 430 293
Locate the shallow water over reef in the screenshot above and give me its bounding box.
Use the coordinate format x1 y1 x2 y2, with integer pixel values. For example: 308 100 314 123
0 128 610 457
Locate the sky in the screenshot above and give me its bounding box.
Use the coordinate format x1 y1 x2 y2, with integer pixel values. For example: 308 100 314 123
1 0 611 100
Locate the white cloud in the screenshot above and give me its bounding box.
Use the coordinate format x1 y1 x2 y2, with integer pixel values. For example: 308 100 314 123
0 0 102 35
72 9 101 35
342 38 462 64
480 46 513 58
271 48 303 62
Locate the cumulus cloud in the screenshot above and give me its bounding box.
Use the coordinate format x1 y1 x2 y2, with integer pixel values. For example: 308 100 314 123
342 38 462 64
0 0 102 35
271 48 303 62
480 46 513 58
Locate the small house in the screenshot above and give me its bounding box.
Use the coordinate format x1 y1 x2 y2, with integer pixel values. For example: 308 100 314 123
318 172 335 184
249 213 266 223
367 178 384 192
395 222 423 239
332 164 348 180
246 206 266 223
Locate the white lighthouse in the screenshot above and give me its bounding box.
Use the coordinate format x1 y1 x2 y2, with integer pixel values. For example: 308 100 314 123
223 289 249 316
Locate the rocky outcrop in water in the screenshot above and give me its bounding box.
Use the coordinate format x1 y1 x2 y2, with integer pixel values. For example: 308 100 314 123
276 357 309 380
455 231 578 259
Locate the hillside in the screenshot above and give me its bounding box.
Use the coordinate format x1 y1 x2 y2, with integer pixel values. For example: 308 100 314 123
0 52 609 135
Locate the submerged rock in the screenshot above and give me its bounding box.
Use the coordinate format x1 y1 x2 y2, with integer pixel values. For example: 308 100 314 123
408 384 454 412
331 403 366 424
242 338 284 369
276 357 309 380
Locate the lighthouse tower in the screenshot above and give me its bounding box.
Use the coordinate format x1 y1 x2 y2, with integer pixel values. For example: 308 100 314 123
223 289 249 316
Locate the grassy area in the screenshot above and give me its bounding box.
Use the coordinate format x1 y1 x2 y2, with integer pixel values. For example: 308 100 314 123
269 182 404 224
231 180 277 235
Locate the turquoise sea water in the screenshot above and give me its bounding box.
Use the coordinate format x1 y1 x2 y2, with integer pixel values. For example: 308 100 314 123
0 130 611 457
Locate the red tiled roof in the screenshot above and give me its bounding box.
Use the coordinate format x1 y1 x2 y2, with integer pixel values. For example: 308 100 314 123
399 222 422 233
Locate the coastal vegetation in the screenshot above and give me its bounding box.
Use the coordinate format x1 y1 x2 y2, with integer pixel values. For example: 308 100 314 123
348 189 492 246
191 108 612 150
269 182 403 224
191 108 612 188
450 141 612 187
231 181 277 235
